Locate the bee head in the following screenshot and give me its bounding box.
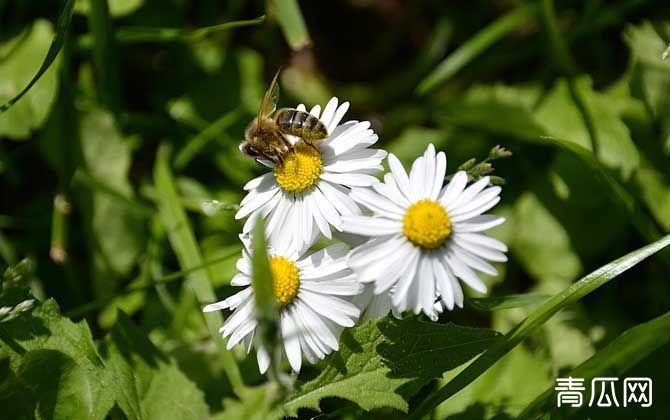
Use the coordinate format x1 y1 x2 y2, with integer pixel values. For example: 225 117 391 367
242 143 262 158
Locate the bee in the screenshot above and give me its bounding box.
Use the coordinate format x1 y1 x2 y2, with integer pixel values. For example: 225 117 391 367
241 71 329 165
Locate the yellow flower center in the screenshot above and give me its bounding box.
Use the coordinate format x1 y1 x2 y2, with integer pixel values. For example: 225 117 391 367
274 143 323 193
269 256 301 307
403 199 452 249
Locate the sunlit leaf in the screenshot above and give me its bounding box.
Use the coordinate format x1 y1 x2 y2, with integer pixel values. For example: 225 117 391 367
284 317 500 416
0 20 63 138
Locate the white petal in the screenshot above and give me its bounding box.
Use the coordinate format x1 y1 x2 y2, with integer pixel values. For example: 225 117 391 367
451 244 498 276
374 173 411 207
446 252 487 293
432 257 454 311
295 302 339 351
341 216 401 236
418 254 437 320
452 236 507 262
320 97 338 129
453 215 505 232
390 249 421 309
256 342 270 374
309 104 321 118
349 188 405 218
230 273 251 286
431 151 447 200
450 186 501 217
299 291 359 326
450 197 501 223
447 176 490 213
320 172 380 188
235 187 279 219
318 181 361 217
439 171 468 208
388 154 416 202
203 287 252 312
310 186 342 230
281 310 302 372
328 101 350 133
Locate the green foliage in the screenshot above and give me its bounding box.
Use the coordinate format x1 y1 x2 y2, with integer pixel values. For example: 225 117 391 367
100 312 208 420
284 316 500 415
0 20 63 138
271 0 311 50
409 233 670 419
2 3 670 420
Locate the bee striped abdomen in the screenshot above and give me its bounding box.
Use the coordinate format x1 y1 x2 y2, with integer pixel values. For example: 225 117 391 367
275 108 328 142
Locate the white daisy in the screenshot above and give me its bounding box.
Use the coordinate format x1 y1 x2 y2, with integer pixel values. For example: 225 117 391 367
236 97 386 250
203 235 362 374
342 144 508 321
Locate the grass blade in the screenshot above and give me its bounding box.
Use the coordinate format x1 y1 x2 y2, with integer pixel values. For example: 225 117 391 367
416 4 537 95
76 15 265 48
518 311 670 419
153 144 245 396
174 107 245 170
409 233 670 419
468 293 550 311
271 0 311 50
87 0 121 112
0 0 75 113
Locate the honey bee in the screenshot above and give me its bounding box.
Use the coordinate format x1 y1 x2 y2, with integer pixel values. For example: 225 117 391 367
241 71 329 165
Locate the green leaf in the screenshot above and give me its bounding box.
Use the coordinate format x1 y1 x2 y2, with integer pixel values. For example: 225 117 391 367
0 0 74 117
284 316 500 416
518 311 670 419
153 144 244 395
0 299 116 420
511 192 582 286
417 4 537 95
0 20 63 139
271 0 311 50
0 259 35 322
409 233 670 419
17 349 98 420
75 0 144 18
80 108 145 277
101 312 209 420
435 344 553 419
77 16 266 48
214 385 283 420
468 293 549 311
535 77 640 179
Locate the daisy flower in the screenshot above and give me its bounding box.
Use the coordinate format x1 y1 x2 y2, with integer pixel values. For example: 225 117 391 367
236 97 386 250
342 144 508 321
203 235 362 374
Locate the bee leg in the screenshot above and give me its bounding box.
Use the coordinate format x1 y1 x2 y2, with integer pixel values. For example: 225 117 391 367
305 140 320 153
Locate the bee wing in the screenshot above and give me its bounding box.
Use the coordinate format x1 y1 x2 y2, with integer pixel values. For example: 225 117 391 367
258 69 280 123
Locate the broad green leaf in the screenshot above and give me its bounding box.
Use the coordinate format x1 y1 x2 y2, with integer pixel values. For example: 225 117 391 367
0 20 62 138
511 192 582 287
0 299 115 420
409 233 670 419
271 0 311 50
79 108 145 301
634 160 670 231
17 349 97 420
417 4 537 94
0 259 35 322
75 0 144 17
468 293 549 311
0 0 74 118
535 77 640 179
214 385 283 420
284 317 500 416
101 312 209 420
153 144 244 395
519 311 670 419
0 360 35 419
